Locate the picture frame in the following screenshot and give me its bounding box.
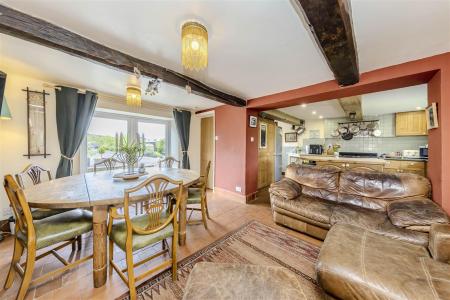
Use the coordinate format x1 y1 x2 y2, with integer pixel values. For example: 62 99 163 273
259 123 267 148
426 102 439 130
285 132 297 142
249 115 257 128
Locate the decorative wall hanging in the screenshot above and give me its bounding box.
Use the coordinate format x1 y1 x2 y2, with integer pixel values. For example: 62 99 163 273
426 102 438 130
285 132 297 142
23 88 50 158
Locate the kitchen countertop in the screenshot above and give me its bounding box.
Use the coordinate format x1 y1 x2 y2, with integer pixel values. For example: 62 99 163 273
289 153 428 164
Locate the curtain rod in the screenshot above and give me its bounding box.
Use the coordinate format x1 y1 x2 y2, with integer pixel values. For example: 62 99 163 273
42 83 99 95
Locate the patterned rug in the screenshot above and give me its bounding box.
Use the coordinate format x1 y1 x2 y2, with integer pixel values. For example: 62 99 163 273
117 220 324 300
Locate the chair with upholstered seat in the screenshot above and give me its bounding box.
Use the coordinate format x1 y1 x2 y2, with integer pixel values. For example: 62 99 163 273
158 156 180 168
15 164 82 249
93 157 125 172
3 175 93 300
187 161 211 229
108 175 183 300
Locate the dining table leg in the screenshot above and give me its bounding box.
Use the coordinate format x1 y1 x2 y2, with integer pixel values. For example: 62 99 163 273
92 205 108 288
179 187 188 246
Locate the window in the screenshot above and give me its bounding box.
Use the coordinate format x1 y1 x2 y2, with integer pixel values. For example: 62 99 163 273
83 112 171 171
138 121 168 167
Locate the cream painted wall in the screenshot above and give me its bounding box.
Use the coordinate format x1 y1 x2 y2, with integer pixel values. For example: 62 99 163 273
0 72 81 218
189 114 201 174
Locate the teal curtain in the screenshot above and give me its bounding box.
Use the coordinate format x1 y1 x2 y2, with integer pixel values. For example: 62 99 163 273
173 109 191 169
55 87 97 178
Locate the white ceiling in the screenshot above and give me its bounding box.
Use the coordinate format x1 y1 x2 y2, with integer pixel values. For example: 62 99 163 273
362 84 428 116
278 84 428 120
279 100 346 120
0 0 449 110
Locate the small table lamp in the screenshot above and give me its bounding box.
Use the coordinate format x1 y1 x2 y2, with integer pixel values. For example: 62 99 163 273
0 96 12 120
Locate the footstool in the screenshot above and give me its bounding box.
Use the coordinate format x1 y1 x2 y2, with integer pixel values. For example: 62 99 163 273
182 262 309 300
317 223 450 299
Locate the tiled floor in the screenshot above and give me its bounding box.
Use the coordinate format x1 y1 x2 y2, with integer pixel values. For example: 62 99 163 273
0 190 322 300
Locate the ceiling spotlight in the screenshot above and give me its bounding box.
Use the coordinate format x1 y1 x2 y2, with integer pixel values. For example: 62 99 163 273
416 106 422 110
312 111 316 115
301 104 307 108
145 78 162 96
319 115 323 119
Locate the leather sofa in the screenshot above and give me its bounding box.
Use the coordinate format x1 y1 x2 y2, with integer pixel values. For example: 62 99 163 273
269 164 449 246
317 223 450 299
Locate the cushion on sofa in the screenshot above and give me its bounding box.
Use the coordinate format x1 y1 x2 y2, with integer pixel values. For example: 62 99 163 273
269 178 302 200
338 171 431 211
285 165 339 202
271 194 336 224
317 224 450 300
388 197 449 227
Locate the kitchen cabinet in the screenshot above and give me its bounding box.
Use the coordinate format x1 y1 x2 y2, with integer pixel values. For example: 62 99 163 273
316 161 383 172
396 111 427 136
384 160 426 176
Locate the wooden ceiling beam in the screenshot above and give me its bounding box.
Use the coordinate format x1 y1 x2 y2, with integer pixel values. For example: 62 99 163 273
0 5 246 107
293 0 359 86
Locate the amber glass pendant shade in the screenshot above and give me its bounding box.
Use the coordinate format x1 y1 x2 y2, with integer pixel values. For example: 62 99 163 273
181 22 208 71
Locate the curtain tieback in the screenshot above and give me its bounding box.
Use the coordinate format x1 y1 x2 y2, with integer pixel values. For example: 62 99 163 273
181 151 188 153
61 154 74 160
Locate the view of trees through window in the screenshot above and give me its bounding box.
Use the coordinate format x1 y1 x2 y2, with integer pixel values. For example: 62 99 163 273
86 115 168 169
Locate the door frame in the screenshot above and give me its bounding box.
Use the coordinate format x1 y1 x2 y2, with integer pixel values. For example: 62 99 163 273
197 110 215 190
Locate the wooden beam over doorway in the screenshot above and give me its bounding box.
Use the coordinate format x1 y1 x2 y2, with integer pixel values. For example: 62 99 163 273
0 5 246 107
293 0 359 86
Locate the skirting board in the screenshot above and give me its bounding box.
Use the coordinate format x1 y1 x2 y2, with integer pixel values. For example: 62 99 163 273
213 187 257 204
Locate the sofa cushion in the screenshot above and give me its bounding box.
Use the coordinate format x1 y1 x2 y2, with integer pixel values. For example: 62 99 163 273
269 178 302 200
388 197 449 227
271 194 336 224
331 204 429 246
338 171 431 211
285 165 339 202
317 224 450 300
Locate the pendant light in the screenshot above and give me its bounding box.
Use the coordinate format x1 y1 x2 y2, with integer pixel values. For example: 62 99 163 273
0 96 11 120
126 67 142 107
181 21 208 71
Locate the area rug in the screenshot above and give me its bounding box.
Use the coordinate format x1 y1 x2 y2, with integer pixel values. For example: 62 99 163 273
117 220 324 300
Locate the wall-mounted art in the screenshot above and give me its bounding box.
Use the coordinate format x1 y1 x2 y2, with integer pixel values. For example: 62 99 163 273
285 132 297 142
23 88 50 158
426 102 438 130
249 115 257 128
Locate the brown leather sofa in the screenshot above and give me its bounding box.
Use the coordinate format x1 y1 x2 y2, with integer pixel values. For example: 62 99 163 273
269 164 449 246
317 223 450 299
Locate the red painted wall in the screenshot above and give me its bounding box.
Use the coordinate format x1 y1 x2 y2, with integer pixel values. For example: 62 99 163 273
214 105 247 196
244 52 450 213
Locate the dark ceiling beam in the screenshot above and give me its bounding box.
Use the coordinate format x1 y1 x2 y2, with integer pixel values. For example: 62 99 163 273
0 5 246 107
293 0 359 86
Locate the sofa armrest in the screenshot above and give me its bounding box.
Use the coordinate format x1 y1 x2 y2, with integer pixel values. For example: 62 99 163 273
429 224 450 263
269 178 302 200
387 197 449 227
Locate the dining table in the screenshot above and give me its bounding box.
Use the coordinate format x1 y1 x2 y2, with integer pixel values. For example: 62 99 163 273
23 167 200 288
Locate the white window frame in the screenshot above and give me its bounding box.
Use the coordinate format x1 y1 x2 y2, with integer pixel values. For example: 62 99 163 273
80 111 171 173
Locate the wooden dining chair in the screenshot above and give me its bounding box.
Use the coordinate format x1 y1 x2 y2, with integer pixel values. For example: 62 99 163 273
186 161 211 229
93 157 125 172
158 156 181 168
108 175 183 300
15 164 82 249
3 175 94 300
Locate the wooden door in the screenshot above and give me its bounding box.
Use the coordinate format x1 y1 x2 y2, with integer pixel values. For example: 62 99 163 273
257 118 276 189
396 111 427 136
201 117 214 189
